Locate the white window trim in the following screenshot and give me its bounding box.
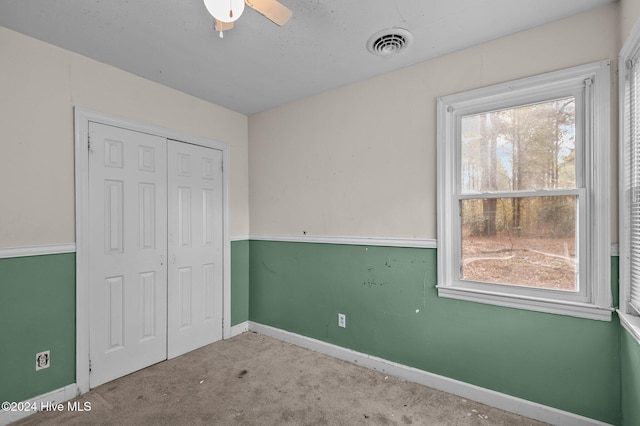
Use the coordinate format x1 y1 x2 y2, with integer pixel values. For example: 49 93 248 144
619 19 640 342
437 61 612 321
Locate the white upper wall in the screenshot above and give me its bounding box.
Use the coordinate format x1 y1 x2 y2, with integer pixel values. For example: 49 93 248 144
0 26 249 247
621 0 640 42
1 2 624 247
249 4 619 240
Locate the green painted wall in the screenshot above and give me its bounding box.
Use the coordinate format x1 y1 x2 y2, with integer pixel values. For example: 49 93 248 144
249 241 621 424
0 243 250 404
0 242 628 425
231 240 249 326
621 328 640 425
0 253 76 403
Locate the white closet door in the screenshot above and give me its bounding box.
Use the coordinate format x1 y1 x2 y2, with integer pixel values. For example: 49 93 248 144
88 122 168 387
167 140 224 358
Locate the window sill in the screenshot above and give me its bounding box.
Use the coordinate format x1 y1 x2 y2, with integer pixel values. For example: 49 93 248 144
618 310 640 344
437 286 613 321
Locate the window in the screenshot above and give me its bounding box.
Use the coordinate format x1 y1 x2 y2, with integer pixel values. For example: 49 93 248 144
437 62 612 320
620 21 640 340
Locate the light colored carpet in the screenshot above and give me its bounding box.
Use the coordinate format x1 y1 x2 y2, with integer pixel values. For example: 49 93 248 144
14 332 547 425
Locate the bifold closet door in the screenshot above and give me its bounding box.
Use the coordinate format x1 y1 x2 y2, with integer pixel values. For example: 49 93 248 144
88 122 168 388
87 125 224 386
167 140 224 358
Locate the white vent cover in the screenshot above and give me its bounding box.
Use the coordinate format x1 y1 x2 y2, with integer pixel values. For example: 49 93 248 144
367 28 412 56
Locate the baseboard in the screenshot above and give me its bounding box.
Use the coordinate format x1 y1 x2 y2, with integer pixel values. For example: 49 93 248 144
229 321 249 337
0 383 78 425
248 322 612 426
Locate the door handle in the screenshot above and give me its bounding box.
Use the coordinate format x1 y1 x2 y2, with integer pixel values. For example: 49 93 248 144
160 254 165 266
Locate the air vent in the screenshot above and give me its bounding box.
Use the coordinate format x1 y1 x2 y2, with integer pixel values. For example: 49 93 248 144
367 28 412 56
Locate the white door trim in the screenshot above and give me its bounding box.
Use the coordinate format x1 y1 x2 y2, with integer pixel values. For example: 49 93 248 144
74 107 231 395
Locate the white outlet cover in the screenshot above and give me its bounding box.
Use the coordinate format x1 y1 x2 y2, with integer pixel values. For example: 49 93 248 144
36 350 50 371
338 313 346 328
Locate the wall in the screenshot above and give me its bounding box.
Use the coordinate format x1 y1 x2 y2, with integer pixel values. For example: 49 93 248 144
231 240 250 326
249 5 618 240
250 242 621 423
0 26 249 246
621 0 640 42
0 26 249 403
0 254 75 403
248 5 621 424
621 329 640 425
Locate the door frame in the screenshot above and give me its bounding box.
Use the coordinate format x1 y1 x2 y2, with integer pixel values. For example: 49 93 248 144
74 108 231 395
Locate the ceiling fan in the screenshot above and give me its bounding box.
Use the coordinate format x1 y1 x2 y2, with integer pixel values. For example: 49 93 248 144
203 0 292 38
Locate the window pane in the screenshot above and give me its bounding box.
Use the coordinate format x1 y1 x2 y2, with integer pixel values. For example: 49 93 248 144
461 97 576 193
631 61 640 313
461 196 577 291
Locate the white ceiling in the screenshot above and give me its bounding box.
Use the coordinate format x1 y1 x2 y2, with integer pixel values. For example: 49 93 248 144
0 0 617 115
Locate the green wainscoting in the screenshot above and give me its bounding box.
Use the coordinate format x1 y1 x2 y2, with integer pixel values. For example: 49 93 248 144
0 243 250 404
621 328 640 426
231 240 249 326
0 241 631 425
0 253 76 403
249 241 621 424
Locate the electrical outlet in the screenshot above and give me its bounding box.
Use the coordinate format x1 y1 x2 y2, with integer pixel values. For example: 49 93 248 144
338 313 346 328
36 350 50 371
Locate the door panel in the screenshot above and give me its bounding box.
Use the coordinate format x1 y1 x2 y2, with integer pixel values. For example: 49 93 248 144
88 123 168 387
167 141 223 358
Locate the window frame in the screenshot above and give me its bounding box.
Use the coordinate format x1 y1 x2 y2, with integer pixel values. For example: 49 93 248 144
437 61 612 321
619 20 640 341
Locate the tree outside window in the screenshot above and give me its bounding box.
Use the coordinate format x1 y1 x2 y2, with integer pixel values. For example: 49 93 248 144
437 61 611 320
460 98 578 291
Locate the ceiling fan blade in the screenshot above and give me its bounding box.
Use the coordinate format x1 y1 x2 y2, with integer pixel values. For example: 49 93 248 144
215 19 234 32
245 0 292 26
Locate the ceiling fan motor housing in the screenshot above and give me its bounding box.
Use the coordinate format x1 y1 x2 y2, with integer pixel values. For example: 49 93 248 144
204 0 245 23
